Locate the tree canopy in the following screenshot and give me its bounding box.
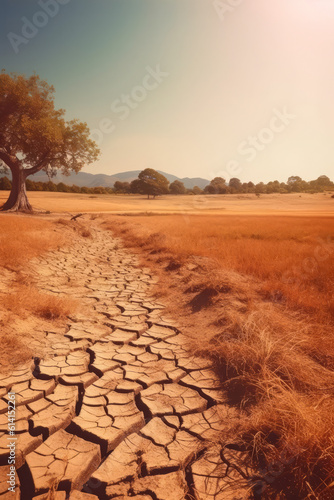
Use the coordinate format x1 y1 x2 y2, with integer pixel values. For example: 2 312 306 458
130 168 169 198
113 181 131 194
0 72 100 211
204 177 227 194
169 180 186 194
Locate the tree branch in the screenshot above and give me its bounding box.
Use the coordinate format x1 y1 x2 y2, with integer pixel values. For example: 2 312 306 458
24 152 51 176
0 150 19 171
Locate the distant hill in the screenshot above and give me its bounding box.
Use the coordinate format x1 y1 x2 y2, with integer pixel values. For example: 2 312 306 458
0 170 209 190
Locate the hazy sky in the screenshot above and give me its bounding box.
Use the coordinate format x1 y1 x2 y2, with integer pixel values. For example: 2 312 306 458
1 0 334 183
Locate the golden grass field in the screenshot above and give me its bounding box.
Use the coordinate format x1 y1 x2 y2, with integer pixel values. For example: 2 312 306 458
105 214 334 321
1 192 334 498
1 190 334 215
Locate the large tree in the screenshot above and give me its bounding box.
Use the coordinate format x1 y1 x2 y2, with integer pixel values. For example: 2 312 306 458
131 168 169 199
0 72 99 211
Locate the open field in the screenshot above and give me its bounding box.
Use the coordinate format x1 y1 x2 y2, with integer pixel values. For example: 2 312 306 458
103 214 334 321
1 190 334 215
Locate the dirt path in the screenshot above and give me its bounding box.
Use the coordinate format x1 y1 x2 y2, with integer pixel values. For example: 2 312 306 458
0 224 250 500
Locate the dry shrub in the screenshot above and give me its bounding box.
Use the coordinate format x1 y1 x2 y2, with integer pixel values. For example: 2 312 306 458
2 286 77 320
241 388 334 499
201 303 334 497
0 328 33 371
81 229 92 238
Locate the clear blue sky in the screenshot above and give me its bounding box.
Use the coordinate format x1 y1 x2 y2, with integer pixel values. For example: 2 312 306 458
1 0 334 183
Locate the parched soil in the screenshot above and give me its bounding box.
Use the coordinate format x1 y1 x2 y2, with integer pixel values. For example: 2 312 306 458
0 222 253 500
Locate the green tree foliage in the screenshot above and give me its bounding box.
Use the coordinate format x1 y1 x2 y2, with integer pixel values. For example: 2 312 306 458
0 72 100 211
131 168 169 198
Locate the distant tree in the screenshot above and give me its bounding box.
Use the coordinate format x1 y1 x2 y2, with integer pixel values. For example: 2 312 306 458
192 185 203 195
288 176 302 185
114 181 131 193
266 180 280 194
315 175 333 189
26 179 35 191
0 72 99 211
169 180 186 195
131 168 169 199
279 182 288 193
287 176 304 192
44 181 57 192
34 182 44 191
204 177 227 194
70 184 81 193
255 182 266 194
57 182 69 193
0 176 12 190
93 187 107 195
229 178 242 192
204 184 215 194
211 177 227 192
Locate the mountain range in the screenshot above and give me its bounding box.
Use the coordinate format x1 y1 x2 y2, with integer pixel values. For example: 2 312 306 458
12 170 210 190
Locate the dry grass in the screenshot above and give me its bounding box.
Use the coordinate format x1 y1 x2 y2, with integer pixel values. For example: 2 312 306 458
103 215 334 321
56 217 92 238
0 287 77 373
0 215 65 270
2 285 77 320
103 214 334 499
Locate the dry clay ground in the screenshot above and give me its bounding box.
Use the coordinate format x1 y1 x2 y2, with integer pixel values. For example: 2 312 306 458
0 221 251 500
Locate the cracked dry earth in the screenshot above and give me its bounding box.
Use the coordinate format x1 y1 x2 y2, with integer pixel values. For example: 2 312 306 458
0 224 251 500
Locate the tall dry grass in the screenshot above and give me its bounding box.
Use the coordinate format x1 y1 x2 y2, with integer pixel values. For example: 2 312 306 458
103 214 334 499
0 215 65 270
2 285 77 320
104 215 334 321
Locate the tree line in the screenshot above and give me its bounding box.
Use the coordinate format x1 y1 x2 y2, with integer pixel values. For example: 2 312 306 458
1 169 333 197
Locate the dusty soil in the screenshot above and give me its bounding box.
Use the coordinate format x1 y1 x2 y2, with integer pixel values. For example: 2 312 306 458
0 219 252 499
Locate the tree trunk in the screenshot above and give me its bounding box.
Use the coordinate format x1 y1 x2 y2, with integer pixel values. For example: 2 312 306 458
1 168 32 212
